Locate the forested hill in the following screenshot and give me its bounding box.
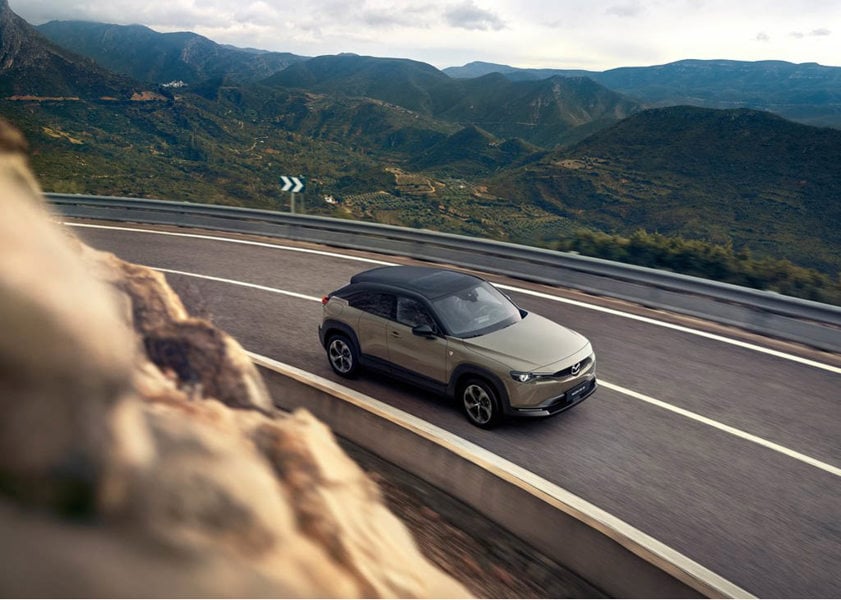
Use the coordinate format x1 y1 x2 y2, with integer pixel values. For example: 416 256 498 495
490 106 841 275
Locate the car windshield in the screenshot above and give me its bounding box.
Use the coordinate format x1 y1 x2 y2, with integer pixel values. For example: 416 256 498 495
431 281 522 338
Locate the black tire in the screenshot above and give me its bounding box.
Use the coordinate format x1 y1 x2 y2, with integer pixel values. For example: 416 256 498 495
326 333 359 378
460 377 502 429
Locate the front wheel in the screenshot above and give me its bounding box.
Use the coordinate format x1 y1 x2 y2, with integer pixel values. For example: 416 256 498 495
326 334 359 378
460 378 502 429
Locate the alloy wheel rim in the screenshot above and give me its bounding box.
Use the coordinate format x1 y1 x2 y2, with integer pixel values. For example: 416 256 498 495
464 384 492 424
329 339 352 373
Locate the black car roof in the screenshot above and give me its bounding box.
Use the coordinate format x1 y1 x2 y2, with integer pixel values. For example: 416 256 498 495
349 266 482 299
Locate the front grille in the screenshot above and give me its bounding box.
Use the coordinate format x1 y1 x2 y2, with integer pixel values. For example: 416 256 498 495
552 356 592 378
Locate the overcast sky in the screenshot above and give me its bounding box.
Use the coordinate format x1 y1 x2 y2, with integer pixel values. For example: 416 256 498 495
11 0 840 70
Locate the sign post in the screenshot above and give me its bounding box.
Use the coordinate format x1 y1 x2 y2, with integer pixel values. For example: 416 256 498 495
280 175 305 213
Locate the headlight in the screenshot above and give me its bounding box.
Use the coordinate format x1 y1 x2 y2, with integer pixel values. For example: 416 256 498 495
511 371 538 383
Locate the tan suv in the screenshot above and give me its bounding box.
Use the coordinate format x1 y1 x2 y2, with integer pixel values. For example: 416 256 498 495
318 266 596 428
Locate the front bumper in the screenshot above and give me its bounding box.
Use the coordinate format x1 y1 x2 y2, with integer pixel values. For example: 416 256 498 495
507 375 597 417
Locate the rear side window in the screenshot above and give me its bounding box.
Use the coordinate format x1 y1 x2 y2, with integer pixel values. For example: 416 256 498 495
348 292 395 320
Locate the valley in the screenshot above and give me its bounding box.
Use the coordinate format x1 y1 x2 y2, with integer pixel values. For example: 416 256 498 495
1 0 839 303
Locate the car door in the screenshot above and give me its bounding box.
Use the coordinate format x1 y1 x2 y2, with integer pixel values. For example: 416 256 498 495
347 291 394 367
388 295 448 385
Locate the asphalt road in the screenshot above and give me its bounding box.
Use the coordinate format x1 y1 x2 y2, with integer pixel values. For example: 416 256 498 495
72 222 841 598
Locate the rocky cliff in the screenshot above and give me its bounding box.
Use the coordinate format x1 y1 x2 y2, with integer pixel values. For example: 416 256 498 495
0 117 469 598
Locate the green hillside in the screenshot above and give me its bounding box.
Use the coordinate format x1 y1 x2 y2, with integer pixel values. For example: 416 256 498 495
489 106 841 275
265 54 449 114
432 74 639 147
3 95 352 207
264 54 639 148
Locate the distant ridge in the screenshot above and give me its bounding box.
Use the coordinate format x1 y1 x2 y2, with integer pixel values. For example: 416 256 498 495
434 73 639 147
0 0 139 98
265 54 639 146
37 20 308 84
445 59 841 128
264 53 451 113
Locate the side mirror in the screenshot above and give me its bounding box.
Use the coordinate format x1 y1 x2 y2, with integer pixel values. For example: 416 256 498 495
412 324 436 338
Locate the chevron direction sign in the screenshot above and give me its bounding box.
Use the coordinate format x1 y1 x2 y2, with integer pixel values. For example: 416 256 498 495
280 175 305 193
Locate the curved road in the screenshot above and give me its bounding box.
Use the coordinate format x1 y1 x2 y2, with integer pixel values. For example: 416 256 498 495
72 221 841 598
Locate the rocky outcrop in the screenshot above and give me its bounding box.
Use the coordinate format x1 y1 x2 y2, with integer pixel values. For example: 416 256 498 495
0 117 469 598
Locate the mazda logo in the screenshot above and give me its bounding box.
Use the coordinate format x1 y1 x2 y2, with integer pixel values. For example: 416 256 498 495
571 362 581 376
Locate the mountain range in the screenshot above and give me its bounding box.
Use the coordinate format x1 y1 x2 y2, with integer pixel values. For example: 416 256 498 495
445 59 841 129
36 20 306 85
265 57 640 147
1 0 839 295
30 13 841 132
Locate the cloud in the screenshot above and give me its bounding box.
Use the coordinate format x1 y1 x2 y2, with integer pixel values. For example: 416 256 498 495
605 1 644 18
8 0 841 71
789 28 832 39
360 3 435 28
444 0 505 31
14 0 255 30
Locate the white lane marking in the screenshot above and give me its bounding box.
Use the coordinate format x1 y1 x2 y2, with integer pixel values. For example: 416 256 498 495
155 267 322 303
154 266 841 478
68 222 841 375
495 284 841 376
67 222 394 265
600 381 841 478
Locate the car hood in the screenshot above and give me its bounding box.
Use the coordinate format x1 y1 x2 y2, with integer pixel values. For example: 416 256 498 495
460 312 590 371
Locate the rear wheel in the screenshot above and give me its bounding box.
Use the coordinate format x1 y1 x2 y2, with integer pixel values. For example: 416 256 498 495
460 378 501 429
327 334 359 378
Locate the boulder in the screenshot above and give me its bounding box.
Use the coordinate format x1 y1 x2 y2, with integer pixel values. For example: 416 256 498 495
0 118 470 598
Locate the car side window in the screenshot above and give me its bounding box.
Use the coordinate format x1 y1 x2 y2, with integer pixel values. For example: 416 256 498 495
396 296 436 330
348 292 395 320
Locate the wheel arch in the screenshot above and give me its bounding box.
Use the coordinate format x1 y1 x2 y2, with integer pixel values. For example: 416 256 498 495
448 364 511 411
320 319 359 351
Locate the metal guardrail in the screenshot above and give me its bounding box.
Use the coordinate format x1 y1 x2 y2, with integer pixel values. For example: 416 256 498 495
47 193 841 353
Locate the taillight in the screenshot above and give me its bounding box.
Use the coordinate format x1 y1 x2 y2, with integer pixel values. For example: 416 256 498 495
321 295 330 305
